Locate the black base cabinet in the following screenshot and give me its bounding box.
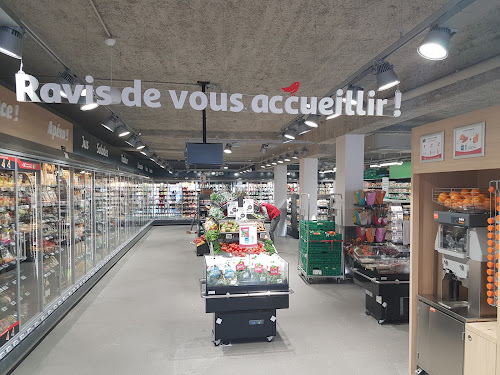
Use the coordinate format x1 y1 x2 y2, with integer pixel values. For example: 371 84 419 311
214 309 277 343
353 268 409 324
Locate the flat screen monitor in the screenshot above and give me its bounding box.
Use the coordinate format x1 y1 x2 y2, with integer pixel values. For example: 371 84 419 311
186 143 223 165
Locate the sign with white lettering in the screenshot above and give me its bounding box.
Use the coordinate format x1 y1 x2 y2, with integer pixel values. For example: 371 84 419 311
0 85 73 152
15 73 403 118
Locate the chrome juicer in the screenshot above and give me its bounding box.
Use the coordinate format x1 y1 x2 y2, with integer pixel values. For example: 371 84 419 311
433 211 495 316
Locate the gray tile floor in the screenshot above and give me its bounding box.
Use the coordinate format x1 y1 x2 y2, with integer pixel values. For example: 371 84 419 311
12 226 409 375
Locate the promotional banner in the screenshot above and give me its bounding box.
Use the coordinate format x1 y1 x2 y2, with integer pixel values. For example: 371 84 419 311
0 85 73 152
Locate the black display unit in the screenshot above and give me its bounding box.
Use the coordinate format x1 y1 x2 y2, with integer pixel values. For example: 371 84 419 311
353 266 409 324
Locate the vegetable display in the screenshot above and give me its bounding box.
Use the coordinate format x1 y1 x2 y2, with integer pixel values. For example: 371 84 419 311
220 220 239 233
220 241 275 256
208 206 225 221
205 229 220 243
212 242 222 254
263 239 275 255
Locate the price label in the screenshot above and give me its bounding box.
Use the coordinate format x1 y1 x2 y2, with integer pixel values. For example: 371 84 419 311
313 269 322 275
225 234 232 240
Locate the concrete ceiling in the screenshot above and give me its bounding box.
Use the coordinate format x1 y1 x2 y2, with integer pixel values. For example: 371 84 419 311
0 0 499 172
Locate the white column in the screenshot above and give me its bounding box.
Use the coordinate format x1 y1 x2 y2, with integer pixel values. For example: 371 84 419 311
299 158 318 219
335 134 364 227
273 165 287 237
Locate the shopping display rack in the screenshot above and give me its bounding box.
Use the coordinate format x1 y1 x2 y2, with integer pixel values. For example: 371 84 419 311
298 193 344 283
487 181 500 308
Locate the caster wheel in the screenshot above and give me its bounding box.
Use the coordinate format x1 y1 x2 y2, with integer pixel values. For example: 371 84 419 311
213 340 221 346
221 340 230 346
365 310 371 315
378 320 385 325
267 336 274 342
307 278 313 283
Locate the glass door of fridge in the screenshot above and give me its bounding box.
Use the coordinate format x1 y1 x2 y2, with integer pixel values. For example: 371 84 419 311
108 175 119 250
16 158 42 326
94 173 108 263
119 176 127 244
58 166 71 291
40 163 61 306
0 155 19 343
72 170 92 281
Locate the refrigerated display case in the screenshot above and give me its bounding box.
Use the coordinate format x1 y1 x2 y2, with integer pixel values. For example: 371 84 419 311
0 151 154 372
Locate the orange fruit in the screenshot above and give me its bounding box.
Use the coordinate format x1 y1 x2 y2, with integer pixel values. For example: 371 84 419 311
478 193 486 199
488 261 494 268
473 196 484 204
444 198 452 208
497 253 500 259
487 232 494 239
496 243 500 250
487 291 494 297
461 189 471 196
488 246 494 253
471 188 480 194
487 269 494 275
487 283 493 290
488 225 494 232
488 254 494 261
497 215 500 221
487 240 494 246
438 192 449 203
488 218 495 224
487 298 494 305
497 196 500 203
496 272 499 278
497 224 500 231
496 290 499 296
496 281 498 287
489 186 496 193
488 276 494 283
497 234 500 240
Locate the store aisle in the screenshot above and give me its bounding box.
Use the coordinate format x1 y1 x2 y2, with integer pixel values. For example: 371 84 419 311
11 227 408 375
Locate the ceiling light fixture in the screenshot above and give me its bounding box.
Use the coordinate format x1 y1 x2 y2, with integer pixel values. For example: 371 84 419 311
57 68 79 98
379 161 403 167
101 115 119 132
375 60 400 91
135 140 146 150
326 112 341 120
304 114 320 128
297 121 311 135
140 148 152 157
271 159 277 166
234 172 239 177
80 96 99 111
224 144 232 154
301 148 308 157
278 156 284 164
343 85 362 105
418 25 454 60
370 164 381 168
266 161 271 167
260 144 268 154
284 127 297 140
115 125 130 137
223 165 228 169
125 135 137 147
292 151 299 159
0 26 23 59
284 154 291 162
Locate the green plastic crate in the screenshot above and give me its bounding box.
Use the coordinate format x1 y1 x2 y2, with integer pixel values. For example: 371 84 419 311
300 238 342 253
307 252 342 262
306 262 342 276
300 220 335 232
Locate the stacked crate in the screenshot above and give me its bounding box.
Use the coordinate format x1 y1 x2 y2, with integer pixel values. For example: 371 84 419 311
299 220 342 277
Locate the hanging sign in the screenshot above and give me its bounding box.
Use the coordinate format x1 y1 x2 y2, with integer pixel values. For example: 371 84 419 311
15 73 403 118
420 131 444 162
453 122 485 159
0 85 73 152
0 155 15 170
18 159 40 170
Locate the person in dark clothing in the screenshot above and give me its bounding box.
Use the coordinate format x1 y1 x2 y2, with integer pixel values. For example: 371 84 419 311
259 202 281 242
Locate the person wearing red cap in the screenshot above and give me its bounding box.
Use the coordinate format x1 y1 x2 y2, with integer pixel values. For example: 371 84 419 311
259 202 281 242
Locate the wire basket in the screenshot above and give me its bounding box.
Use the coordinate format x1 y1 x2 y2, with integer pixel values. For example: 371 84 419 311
432 187 491 213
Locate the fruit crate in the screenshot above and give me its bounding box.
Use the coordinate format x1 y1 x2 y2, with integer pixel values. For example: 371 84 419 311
300 220 335 232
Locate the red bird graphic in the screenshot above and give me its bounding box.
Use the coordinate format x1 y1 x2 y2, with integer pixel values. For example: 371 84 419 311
282 82 300 96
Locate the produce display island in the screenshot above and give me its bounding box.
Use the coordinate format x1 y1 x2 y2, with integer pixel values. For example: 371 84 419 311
198 192 292 345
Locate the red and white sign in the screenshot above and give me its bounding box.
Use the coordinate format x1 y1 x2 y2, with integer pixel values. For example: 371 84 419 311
270 266 279 275
420 132 444 163
18 159 40 170
453 122 485 159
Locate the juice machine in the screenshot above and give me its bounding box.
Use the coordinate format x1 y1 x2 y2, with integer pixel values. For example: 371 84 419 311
416 211 496 375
